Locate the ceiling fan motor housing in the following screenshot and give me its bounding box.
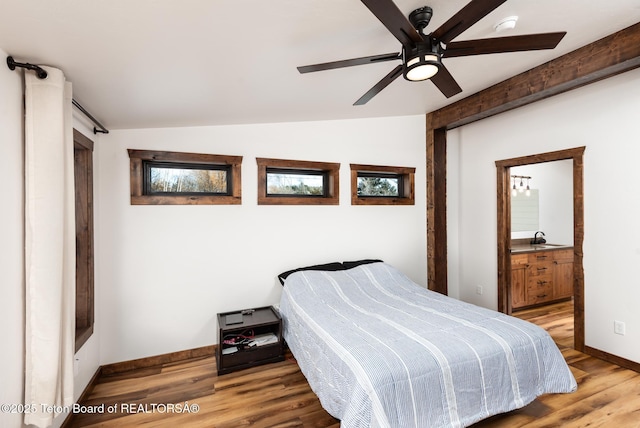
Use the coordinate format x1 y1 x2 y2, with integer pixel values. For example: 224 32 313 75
409 6 433 34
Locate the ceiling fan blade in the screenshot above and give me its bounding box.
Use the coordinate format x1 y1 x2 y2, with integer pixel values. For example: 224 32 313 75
354 64 403 105
432 0 508 44
297 52 401 74
444 32 567 58
360 0 423 47
430 65 462 98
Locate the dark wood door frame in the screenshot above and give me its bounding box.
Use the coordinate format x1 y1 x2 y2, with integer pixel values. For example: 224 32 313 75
496 147 585 351
426 22 640 294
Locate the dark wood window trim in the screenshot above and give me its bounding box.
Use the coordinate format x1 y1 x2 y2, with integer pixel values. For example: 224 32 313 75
350 164 415 206
74 129 95 351
128 149 242 205
256 158 339 205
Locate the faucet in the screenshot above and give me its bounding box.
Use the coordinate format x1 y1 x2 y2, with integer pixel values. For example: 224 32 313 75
531 231 546 245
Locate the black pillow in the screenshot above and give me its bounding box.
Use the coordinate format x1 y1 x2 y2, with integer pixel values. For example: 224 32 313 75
278 262 344 285
278 259 384 285
342 259 383 270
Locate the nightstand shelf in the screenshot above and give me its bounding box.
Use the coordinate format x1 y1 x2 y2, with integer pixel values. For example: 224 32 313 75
216 306 284 375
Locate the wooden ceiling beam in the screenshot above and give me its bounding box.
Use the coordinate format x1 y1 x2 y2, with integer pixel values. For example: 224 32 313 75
429 21 640 131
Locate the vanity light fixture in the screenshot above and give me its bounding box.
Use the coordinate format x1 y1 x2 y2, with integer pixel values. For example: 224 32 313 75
511 175 532 197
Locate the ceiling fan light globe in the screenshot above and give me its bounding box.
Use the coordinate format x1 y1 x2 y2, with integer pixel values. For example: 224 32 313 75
404 54 440 81
406 63 439 81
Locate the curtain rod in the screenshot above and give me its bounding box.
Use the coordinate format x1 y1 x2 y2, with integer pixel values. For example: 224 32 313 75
6 56 109 135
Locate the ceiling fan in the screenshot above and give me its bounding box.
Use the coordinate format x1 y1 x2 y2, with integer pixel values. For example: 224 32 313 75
297 0 566 105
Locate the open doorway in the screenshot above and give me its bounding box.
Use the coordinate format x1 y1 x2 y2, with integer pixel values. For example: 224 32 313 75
495 147 585 352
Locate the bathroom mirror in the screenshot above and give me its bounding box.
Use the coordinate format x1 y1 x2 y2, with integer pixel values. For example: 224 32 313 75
511 189 539 232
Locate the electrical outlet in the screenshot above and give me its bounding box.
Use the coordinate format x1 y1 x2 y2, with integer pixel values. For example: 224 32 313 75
476 285 483 295
614 320 626 336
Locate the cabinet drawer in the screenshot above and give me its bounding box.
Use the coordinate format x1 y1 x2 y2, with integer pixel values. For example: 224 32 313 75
527 274 552 289
511 254 529 266
221 343 283 369
528 252 552 263
553 249 573 262
526 263 553 277
527 284 553 304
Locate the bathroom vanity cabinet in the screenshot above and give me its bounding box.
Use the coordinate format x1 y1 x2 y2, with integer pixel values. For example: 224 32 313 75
511 247 574 310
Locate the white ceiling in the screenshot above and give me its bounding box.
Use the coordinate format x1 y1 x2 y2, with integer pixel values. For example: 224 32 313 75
2 0 640 130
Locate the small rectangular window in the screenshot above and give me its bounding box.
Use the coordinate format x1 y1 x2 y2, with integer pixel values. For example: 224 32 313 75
266 168 328 197
144 162 231 196
128 150 242 205
257 158 339 205
357 172 403 197
351 164 415 205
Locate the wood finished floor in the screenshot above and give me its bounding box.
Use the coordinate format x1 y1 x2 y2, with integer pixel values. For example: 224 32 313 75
68 301 640 427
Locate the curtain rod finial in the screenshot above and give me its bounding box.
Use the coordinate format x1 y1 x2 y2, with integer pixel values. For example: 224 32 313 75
6 55 16 70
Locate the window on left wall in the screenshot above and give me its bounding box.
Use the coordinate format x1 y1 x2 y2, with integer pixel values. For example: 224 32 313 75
128 150 243 205
74 130 95 351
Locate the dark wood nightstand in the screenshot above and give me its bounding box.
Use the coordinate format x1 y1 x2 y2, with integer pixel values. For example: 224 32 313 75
216 306 284 375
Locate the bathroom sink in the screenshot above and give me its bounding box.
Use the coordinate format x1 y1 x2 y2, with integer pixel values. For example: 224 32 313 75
531 243 569 250
510 243 572 253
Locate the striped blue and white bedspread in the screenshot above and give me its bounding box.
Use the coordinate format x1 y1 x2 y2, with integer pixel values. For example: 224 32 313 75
280 262 577 428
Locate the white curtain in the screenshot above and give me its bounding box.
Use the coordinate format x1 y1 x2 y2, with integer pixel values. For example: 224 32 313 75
23 67 75 428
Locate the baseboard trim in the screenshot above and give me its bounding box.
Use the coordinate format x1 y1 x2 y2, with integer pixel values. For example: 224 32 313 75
584 345 640 373
60 366 103 428
101 344 215 375
60 345 216 426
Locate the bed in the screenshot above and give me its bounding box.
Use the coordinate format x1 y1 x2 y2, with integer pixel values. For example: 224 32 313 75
279 261 576 428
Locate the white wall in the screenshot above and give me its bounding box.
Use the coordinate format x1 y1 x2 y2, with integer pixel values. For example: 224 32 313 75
97 115 427 364
448 67 640 364
0 46 102 427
